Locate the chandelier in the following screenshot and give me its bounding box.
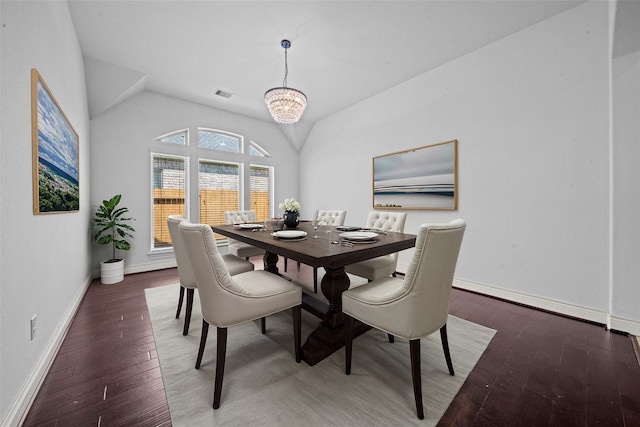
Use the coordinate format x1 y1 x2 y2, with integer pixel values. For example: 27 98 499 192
264 39 307 124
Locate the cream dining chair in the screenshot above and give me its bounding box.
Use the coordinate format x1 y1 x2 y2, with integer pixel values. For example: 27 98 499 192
223 210 265 260
179 221 302 409
167 215 254 335
344 211 407 281
284 209 347 293
342 219 466 419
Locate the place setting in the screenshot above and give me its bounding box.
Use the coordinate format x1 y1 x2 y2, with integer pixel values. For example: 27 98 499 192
336 230 379 244
333 225 388 235
233 222 265 231
271 229 308 241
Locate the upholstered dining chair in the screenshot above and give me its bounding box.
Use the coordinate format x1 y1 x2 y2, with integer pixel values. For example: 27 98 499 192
178 221 302 410
342 219 466 419
284 209 347 293
344 211 407 281
223 210 266 260
167 215 254 335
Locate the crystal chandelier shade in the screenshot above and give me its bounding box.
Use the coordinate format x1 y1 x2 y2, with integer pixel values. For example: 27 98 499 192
264 87 307 124
264 40 307 124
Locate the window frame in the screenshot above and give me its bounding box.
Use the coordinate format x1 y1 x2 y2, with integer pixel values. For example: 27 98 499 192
249 162 274 223
197 157 242 228
150 152 190 253
151 128 275 251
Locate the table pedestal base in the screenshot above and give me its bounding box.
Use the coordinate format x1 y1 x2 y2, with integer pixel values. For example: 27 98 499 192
266 252 372 365
302 320 371 366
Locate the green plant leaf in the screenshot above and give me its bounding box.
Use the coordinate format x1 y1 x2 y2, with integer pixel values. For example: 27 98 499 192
92 194 135 260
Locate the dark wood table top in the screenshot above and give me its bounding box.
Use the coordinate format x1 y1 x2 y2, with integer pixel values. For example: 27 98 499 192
212 221 417 365
211 222 417 269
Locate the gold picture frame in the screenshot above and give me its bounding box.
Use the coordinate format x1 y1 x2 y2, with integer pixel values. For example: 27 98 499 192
31 69 79 214
372 139 458 210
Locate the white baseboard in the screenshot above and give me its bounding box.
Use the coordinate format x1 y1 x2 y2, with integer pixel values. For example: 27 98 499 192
396 258 640 337
610 316 640 336
91 259 177 279
453 278 609 324
125 259 176 275
453 278 640 335
3 274 93 427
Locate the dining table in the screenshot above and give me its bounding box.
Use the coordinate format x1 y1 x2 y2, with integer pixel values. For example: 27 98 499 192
210 221 417 365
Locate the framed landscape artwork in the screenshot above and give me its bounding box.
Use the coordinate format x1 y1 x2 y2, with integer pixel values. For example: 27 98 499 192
31 69 79 214
372 139 458 210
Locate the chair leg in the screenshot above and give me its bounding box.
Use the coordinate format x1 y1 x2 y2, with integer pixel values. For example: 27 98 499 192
284 257 288 272
297 260 301 270
344 314 354 375
387 334 395 343
195 320 209 369
292 305 302 363
440 323 455 376
410 339 424 420
313 267 318 293
213 327 228 409
261 317 266 334
183 288 194 336
175 286 185 319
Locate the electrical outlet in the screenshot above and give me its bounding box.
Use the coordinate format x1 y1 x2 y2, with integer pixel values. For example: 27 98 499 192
30 315 37 340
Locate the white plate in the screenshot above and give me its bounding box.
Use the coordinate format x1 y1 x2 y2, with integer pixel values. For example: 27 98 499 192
272 230 307 239
339 231 378 241
235 223 263 229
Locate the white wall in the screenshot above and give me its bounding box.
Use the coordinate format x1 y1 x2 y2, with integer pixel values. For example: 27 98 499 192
89 91 300 271
611 49 640 331
0 1 92 425
301 2 634 328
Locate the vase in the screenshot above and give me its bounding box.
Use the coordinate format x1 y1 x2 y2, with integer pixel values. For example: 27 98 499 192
100 259 124 284
283 210 299 229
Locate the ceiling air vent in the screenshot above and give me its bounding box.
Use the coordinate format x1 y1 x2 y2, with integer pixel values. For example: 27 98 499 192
214 89 233 99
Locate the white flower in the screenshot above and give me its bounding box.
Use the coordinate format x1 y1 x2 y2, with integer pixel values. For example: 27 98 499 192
279 197 300 212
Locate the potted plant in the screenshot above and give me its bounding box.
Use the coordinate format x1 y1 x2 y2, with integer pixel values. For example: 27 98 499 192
93 194 135 284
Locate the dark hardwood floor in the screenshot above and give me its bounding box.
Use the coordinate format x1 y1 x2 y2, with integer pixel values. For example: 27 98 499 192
22 260 640 426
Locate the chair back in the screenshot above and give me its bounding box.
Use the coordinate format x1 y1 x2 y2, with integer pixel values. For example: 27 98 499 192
365 211 407 232
224 210 257 224
167 215 196 288
315 210 347 226
180 222 251 325
402 219 466 336
366 211 407 264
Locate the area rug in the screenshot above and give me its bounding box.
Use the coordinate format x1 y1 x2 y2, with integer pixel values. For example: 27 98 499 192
146 284 496 427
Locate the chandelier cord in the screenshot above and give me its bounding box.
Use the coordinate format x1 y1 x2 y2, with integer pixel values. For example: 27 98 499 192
282 46 289 88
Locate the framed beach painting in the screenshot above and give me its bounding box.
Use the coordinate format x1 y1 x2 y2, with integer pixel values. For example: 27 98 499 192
373 139 458 210
31 69 79 214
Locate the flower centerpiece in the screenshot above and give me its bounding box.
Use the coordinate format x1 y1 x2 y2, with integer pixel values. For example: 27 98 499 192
279 197 301 229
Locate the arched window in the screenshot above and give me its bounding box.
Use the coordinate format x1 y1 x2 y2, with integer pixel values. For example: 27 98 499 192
155 129 188 145
249 140 270 157
198 128 241 152
151 128 273 250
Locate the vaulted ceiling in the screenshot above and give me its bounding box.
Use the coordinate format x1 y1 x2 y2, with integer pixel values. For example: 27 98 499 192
69 1 588 151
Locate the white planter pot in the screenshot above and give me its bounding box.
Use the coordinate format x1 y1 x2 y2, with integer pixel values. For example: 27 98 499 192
100 259 124 284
